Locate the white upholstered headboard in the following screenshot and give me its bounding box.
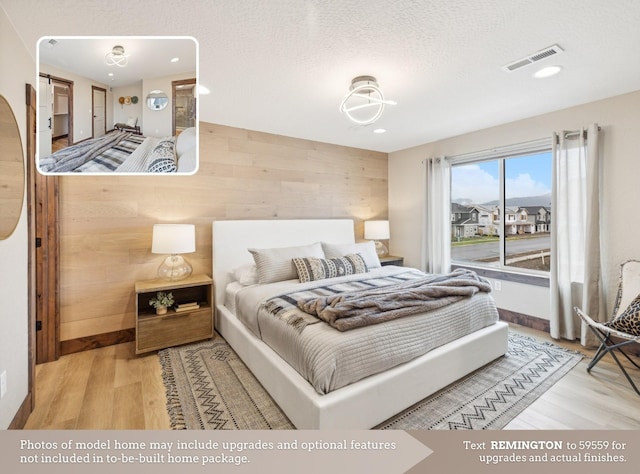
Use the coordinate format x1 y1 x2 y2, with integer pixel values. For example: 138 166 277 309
212 219 355 304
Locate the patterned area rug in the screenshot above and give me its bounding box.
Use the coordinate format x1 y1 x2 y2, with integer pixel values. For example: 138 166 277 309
376 333 583 429
159 332 582 430
159 338 293 429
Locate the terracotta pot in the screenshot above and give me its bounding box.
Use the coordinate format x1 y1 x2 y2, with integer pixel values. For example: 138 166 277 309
156 306 167 315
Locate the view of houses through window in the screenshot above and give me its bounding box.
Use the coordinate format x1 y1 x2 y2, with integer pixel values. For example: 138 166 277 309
450 151 552 272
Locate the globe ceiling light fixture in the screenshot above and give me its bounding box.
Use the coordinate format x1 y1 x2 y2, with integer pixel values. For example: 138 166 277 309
339 75 396 125
105 45 128 67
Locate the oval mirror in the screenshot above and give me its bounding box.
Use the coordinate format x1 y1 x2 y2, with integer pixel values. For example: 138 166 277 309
0 95 25 240
146 90 169 111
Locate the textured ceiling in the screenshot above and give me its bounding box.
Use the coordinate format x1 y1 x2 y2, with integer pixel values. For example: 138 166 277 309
3 0 640 152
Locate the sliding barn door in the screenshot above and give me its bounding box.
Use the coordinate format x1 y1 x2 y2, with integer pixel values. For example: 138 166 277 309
38 76 52 157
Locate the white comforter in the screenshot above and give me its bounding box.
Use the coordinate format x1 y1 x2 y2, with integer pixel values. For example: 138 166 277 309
228 266 499 394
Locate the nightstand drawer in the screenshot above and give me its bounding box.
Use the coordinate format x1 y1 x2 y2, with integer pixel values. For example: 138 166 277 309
379 255 404 266
137 308 213 352
135 274 214 354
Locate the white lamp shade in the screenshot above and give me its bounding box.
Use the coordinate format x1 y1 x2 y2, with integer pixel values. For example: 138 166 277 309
152 224 196 254
364 220 390 240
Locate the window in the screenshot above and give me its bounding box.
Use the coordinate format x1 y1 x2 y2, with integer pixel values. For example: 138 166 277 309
450 142 552 274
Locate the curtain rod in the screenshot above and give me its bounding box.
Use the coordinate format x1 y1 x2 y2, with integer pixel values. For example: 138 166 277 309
422 125 602 162
441 136 552 164
562 125 601 140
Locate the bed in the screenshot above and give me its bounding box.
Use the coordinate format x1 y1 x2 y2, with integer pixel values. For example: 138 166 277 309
38 126 197 174
212 219 509 429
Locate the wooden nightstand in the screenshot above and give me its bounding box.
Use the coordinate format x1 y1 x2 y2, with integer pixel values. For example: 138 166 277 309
134 274 213 354
379 255 404 266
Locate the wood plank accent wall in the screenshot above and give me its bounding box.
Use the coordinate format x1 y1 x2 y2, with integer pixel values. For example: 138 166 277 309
58 122 388 341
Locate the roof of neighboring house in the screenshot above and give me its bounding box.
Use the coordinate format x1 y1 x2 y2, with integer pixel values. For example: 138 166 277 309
469 204 492 213
452 217 477 226
451 202 471 213
518 206 545 213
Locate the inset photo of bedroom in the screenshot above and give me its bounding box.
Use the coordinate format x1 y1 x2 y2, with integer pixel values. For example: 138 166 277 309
36 36 199 175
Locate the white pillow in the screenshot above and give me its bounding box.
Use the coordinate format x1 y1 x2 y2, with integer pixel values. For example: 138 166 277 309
177 148 197 173
231 264 259 286
126 116 137 127
322 241 381 269
175 127 196 157
249 242 325 284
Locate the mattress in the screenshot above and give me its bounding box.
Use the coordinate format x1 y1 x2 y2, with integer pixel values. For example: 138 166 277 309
229 266 499 394
224 280 245 314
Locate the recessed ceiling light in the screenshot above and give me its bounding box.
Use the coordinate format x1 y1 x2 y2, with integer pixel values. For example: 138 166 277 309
108 72 114 77
533 65 562 78
373 128 386 134
170 57 180 63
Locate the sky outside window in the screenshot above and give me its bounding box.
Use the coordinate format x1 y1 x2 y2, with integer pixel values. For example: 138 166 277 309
452 152 552 205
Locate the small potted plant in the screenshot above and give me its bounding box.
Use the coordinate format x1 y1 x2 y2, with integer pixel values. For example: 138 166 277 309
149 291 175 315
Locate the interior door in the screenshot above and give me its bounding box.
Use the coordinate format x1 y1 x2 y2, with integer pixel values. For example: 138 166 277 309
172 78 196 135
92 86 106 138
38 76 52 157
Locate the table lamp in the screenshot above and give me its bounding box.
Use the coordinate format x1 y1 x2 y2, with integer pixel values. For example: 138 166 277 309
152 224 195 281
364 220 390 257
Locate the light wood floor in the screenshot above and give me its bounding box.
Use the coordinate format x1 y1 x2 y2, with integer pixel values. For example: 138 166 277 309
51 136 68 153
24 343 170 430
504 325 640 430
24 324 640 430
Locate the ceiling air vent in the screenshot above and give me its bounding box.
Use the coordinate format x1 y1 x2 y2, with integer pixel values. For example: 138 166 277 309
502 44 564 72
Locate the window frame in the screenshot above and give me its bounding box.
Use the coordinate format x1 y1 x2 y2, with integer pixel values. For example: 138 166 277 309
448 138 552 282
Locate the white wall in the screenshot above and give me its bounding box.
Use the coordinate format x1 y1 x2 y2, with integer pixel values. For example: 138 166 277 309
389 90 640 320
39 64 113 142
0 5 33 429
112 82 143 128
142 71 195 137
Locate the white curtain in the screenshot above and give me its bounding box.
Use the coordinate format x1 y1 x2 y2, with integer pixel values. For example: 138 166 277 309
423 156 451 274
550 123 604 345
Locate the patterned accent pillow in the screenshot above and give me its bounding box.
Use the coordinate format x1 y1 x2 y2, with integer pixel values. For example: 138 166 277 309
606 293 640 336
146 137 177 173
249 242 325 284
293 254 369 283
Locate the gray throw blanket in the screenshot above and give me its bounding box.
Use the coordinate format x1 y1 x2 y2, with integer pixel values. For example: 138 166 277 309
262 270 426 333
297 268 492 331
39 130 130 172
